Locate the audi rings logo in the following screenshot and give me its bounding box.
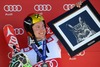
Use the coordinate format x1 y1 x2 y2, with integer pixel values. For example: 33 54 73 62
63 4 75 11
4 5 22 12
34 59 58 67
34 4 52 11
14 28 24 35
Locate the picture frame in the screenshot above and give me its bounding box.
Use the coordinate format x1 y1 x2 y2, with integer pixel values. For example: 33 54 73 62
48 0 100 57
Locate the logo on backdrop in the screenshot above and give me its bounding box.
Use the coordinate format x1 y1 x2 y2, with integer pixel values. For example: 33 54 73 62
34 59 58 67
68 50 86 60
63 4 75 11
14 28 24 35
3 5 22 16
34 4 52 11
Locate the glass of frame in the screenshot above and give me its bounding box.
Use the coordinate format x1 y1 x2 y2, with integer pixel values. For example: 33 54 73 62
48 0 100 57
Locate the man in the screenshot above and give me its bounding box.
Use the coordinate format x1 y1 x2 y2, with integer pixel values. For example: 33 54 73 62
23 13 61 66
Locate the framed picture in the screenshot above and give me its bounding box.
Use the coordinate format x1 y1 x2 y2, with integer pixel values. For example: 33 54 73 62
48 0 100 57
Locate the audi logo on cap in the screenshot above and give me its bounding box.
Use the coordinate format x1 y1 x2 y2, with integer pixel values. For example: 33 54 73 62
34 4 52 11
4 5 22 12
63 4 75 11
14 28 24 35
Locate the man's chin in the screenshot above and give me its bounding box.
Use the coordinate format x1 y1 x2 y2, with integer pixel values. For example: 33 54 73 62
37 37 46 41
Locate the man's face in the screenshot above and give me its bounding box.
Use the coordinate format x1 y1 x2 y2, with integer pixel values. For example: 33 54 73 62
32 21 46 41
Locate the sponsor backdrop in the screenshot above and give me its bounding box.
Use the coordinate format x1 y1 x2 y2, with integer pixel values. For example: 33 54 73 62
0 0 100 67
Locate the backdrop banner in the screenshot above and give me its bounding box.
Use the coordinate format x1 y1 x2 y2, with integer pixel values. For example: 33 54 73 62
0 0 100 67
